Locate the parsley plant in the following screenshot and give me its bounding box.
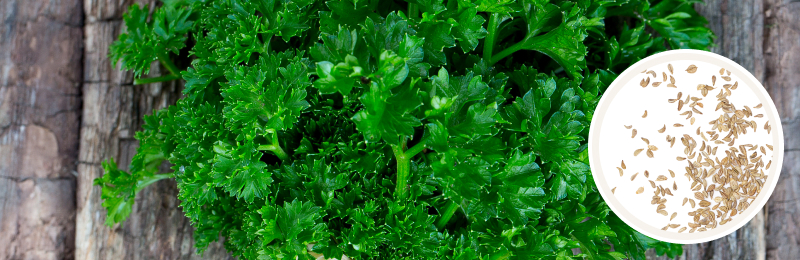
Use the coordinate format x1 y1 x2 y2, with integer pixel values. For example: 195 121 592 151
97 0 713 259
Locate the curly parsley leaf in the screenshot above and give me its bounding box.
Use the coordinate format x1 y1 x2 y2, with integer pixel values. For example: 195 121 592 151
99 0 714 258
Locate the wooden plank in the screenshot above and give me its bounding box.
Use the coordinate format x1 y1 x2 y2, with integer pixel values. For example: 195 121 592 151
763 1 800 259
75 1 233 259
646 1 769 259
0 0 82 259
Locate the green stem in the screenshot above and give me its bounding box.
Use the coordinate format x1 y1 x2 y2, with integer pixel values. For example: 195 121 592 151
133 74 180 85
408 4 419 19
491 41 525 65
135 173 174 193
156 51 180 76
391 144 411 200
258 132 290 161
258 143 289 161
435 201 459 230
271 145 289 161
405 136 428 158
261 33 272 53
490 41 525 65
134 52 182 85
483 13 502 61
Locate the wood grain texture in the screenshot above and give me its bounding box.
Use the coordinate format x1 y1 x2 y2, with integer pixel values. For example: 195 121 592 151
686 1 767 259
647 0 799 259
763 0 800 259
75 1 233 259
0 0 83 259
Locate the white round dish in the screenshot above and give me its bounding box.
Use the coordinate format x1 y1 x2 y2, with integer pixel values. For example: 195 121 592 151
588 49 783 244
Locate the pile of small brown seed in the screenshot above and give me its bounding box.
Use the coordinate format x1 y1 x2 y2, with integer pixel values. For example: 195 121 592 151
615 63 773 234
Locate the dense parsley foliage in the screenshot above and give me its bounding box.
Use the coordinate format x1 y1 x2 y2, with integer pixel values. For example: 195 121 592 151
97 0 713 259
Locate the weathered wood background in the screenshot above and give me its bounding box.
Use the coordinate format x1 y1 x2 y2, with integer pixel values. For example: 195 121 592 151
76 0 233 259
0 0 797 259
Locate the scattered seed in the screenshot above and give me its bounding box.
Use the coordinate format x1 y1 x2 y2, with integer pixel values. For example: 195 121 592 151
686 65 698 73
679 227 687 233
614 65 773 234
612 187 616 194
625 125 632 129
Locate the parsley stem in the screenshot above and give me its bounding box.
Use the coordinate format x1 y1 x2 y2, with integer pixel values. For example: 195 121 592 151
391 144 411 200
134 52 182 85
490 41 524 65
408 4 419 19
435 201 459 230
258 131 290 161
404 136 428 158
483 13 502 62
133 74 180 85
135 173 174 193
258 143 289 161
271 144 289 161
156 52 181 76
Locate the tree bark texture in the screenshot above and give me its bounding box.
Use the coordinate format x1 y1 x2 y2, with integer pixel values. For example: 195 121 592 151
75 1 233 259
646 0 799 259
0 0 83 259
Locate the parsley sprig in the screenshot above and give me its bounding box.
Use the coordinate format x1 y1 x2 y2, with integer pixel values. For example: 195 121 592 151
97 0 712 259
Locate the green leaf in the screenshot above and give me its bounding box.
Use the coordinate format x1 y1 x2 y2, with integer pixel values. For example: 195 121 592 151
449 5 488 52
352 80 422 144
